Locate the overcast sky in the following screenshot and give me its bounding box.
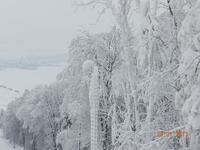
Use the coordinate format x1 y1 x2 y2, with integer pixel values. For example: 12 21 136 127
0 0 113 58
0 0 114 109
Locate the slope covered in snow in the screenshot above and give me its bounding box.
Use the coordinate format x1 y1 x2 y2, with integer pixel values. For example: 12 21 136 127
0 64 65 110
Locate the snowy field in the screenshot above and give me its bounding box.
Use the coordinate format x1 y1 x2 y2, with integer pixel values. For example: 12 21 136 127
0 64 65 110
0 129 23 150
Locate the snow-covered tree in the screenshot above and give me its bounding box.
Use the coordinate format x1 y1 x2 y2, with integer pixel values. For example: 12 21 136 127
175 0 200 149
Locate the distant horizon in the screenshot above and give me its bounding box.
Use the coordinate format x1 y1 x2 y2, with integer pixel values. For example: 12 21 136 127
0 52 67 71
0 49 67 59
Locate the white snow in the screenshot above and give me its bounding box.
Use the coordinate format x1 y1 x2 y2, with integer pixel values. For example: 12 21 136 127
0 129 23 150
0 65 65 110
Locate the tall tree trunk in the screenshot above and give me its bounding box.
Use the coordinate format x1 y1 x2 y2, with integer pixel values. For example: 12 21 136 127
53 132 57 150
89 66 100 150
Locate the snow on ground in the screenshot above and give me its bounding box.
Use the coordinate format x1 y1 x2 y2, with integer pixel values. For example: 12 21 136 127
0 64 65 110
0 88 20 110
0 129 23 150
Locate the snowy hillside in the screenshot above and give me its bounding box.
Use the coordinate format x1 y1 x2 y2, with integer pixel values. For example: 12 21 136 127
0 88 19 110
0 65 65 110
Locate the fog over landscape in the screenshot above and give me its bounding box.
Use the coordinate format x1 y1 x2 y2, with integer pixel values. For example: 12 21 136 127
0 0 111 110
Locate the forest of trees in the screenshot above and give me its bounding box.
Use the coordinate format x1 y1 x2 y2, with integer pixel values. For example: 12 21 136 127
1 0 200 150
